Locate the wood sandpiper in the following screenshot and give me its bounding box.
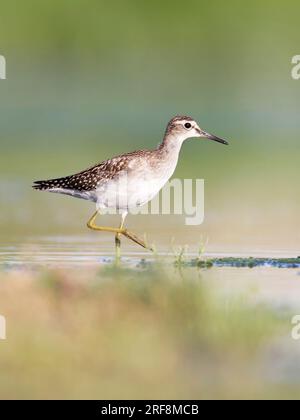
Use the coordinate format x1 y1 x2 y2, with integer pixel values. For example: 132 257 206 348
33 116 228 255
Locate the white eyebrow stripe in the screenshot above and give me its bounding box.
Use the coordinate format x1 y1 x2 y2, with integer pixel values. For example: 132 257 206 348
176 119 194 126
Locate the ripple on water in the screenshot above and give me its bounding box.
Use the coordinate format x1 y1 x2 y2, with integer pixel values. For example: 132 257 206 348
1 236 300 269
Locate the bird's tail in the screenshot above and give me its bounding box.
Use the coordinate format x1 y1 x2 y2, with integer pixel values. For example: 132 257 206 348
32 177 69 191
33 176 94 201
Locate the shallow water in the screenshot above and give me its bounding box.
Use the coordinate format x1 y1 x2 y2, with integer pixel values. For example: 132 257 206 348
1 235 300 310
1 235 299 266
0 235 149 267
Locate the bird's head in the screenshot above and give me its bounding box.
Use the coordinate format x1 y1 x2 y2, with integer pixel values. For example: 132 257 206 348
165 115 228 145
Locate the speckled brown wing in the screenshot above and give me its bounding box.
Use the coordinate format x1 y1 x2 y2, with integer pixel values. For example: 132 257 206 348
32 150 148 191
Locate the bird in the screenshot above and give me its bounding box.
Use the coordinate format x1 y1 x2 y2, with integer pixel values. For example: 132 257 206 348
33 115 228 256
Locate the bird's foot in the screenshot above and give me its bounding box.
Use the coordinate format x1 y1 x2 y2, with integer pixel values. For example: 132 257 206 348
122 229 153 251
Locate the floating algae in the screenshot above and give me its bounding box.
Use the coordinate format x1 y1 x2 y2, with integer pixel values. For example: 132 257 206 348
187 257 300 269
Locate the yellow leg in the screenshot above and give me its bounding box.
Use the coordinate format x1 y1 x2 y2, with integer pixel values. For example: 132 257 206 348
115 214 126 261
87 210 151 251
87 211 122 234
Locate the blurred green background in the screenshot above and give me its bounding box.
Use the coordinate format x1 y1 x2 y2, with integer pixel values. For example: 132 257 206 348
0 0 299 253
1 0 300 402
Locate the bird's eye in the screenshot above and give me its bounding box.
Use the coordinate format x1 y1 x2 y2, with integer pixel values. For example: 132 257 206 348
184 122 192 129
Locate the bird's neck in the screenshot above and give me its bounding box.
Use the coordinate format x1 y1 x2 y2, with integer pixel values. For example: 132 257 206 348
158 133 185 158
152 134 185 179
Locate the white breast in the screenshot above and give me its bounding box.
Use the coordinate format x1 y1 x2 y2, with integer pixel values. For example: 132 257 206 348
96 153 179 211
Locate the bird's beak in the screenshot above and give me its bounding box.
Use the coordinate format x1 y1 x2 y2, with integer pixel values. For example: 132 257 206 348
196 128 229 145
